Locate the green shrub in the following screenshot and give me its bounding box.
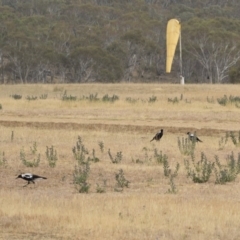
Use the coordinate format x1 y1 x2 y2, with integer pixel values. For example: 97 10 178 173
218 132 229 150
184 152 214 183
229 131 240 147
73 161 91 193
214 153 240 184
11 94 22 100
114 169 130 192
154 149 168 164
178 137 196 156
46 146 58 168
108 149 122 163
26 95 38 101
148 95 157 103
72 136 89 165
102 94 119 102
62 90 77 101
0 151 7 167
20 142 40 167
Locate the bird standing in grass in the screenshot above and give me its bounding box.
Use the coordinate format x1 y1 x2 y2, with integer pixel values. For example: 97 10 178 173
187 132 202 142
16 173 47 187
150 129 164 142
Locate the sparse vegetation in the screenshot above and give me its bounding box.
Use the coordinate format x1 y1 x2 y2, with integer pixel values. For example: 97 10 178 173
20 142 41 167
217 95 240 107
0 151 7 166
62 90 77 101
148 95 157 103
207 96 215 103
102 94 119 102
39 94 48 99
214 152 240 184
178 137 196 156
26 95 38 101
154 149 167 164
73 161 91 193
114 169 130 192
108 149 122 164
218 132 229 150
11 94 22 100
229 131 240 147
184 153 214 183
1 84 240 239
46 146 58 168
98 141 104 153
164 161 180 194
72 136 89 165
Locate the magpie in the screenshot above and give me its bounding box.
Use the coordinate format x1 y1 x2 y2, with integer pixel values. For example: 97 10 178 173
150 129 163 142
187 132 202 142
16 173 47 187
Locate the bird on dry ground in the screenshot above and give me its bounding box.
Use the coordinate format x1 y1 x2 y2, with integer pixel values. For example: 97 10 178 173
187 132 202 142
150 129 164 142
16 173 47 187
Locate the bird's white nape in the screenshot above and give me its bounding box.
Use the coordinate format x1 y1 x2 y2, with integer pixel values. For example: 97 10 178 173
22 173 33 178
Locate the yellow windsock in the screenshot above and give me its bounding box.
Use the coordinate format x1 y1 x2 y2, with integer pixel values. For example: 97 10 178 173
166 19 181 73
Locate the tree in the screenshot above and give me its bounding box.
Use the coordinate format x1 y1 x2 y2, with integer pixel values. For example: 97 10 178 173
184 18 240 83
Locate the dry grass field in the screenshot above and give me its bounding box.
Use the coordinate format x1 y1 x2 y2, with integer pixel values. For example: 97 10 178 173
1 83 240 239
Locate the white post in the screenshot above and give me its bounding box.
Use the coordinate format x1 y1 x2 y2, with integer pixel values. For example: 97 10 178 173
180 75 185 85
179 24 184 85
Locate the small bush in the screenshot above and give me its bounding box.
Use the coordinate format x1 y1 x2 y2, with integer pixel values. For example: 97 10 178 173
217 95 228 106
72 136 89 165
20 142 40 167
11 94 22 100
214 153 240 184
98 141 104 153
26 95 38 101
166 163 180 194
81 93 99 101
108 149 122 164
178 137 196 156
125 97 139 103
229 131 240 147
62 90 77 101
39 94 48 99
168 97 179 104
148 95 157 103
154 149 167 164
88 149 100 163
102 94 119 102
218 132 229 150
96 179 107 193
46 146 58 168
184 152 214 183
73 161 91 193
0 151 7 167
114 169 130 192
207 96 215 103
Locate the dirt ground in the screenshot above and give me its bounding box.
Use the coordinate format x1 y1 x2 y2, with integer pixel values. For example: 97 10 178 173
1 84 240 240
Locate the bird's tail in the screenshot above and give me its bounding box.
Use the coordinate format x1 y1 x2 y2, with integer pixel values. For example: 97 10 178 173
41 177 47 179
150 138 154 142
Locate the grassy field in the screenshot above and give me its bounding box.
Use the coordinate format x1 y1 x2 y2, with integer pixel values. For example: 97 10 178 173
1 83 240 239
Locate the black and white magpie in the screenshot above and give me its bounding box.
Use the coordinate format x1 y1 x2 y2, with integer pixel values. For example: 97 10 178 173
16 173 47 187
150 129 164 142
187 132 202 142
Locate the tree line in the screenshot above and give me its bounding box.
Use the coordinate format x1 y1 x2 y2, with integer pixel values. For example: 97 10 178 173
0 0 240 84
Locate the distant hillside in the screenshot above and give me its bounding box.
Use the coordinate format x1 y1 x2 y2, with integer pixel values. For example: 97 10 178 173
0 0 240 83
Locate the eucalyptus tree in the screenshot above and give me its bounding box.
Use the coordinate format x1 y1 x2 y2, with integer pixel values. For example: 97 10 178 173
183 17 240 83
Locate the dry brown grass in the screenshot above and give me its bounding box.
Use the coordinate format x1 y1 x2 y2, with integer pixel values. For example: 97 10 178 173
1 84 240 239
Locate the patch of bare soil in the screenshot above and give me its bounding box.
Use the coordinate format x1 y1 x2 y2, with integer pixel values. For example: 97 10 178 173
0 120 226 137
